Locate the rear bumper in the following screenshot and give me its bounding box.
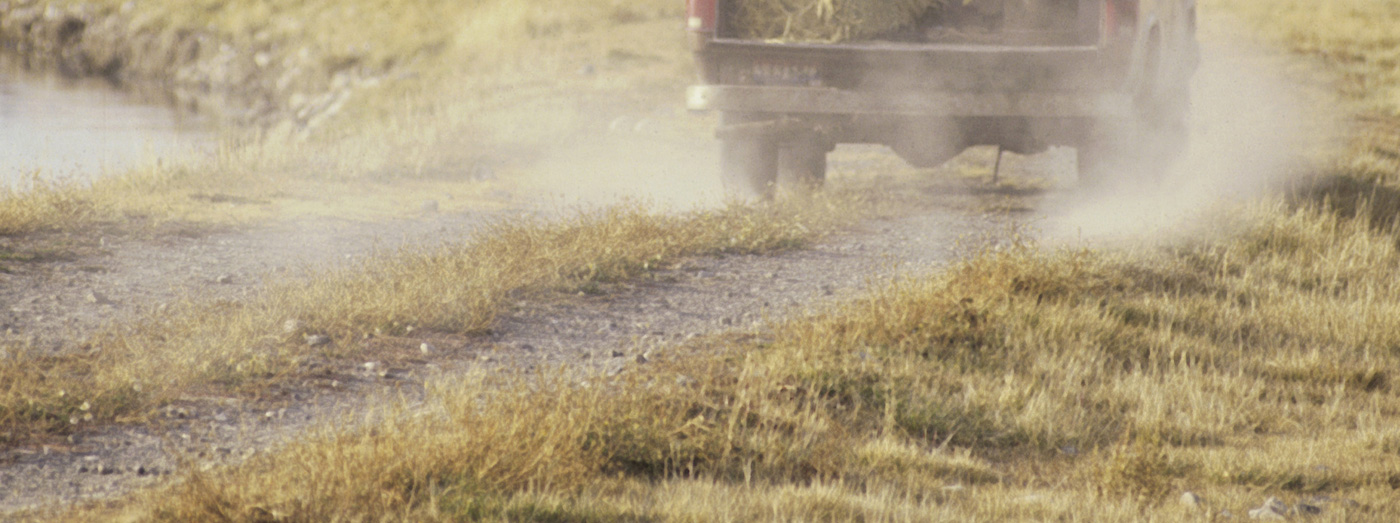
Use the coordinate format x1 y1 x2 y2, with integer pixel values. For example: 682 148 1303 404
686 84 1134 119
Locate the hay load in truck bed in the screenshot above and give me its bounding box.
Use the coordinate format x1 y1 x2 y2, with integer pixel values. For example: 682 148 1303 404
731 0 998 43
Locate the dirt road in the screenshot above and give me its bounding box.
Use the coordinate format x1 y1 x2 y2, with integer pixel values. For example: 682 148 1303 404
0 17 1321 513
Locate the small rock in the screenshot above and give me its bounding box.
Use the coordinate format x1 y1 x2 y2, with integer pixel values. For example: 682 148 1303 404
305 334 331 347
821 284 836 296
97 463 115 475
215 274 233 284
419 342 435 354
136 466 149 476
362 362 381 372
1294 503 1322 516
477 354 494 363
283 319 304 334
1249 497 1288 520
421 200 439 213
635 353 650 364
85 291 112 305
1180 491 1205 508
611 350 626 358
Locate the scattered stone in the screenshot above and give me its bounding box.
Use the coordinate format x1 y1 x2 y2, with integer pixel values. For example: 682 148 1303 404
283 319 304 334
1220 510 1234 519
136 466 149 476
477 354 494 363
84 291 112 305
215 274 234 284
611 350 626 358
420 200 439 213
675 375 696 387
362 362 381 373
305 334 331 347
420 342 435 354
1295 502 1322 516
1180 491 1205 508
821 284 836 296
635 352 650 364
1249 497 1288 520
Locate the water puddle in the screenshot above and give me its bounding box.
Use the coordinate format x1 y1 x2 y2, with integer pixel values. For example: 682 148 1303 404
1 56 212 190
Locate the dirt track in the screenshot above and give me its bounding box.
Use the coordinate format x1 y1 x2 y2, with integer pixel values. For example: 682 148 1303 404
0 15 1324 514
0 142 1036 512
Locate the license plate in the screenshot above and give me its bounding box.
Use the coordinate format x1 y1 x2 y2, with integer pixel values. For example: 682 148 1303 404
726 61 822 87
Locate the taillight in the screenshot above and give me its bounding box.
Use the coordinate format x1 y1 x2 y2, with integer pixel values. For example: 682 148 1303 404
1104 0 1138 41
687 0 717 33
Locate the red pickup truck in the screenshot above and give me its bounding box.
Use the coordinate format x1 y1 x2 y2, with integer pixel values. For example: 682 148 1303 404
685 0 1199 198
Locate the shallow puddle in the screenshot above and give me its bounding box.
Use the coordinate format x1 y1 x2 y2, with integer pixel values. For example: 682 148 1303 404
0 56 211 189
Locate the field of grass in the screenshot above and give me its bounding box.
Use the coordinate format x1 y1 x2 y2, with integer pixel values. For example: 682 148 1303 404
26 0 1400 521
5 0 1400 520
78 206 1399 521
0 0 690 235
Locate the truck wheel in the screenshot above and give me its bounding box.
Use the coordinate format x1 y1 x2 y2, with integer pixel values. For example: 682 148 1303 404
777 139 827 195
720 136 779 201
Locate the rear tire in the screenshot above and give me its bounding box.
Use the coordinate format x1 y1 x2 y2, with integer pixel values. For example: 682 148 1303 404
777 139 828 196
720 135 778 201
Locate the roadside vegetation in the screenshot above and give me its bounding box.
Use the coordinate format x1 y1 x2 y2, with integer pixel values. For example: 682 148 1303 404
0 0 688 235
28 0 1400 521
5 0 1400 520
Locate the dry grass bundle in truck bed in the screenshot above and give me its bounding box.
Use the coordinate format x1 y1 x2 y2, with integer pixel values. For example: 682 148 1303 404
732 0 965 42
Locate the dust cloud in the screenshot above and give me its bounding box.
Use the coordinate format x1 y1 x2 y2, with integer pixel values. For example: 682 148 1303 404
1038 24 1335 246
505 113 728 211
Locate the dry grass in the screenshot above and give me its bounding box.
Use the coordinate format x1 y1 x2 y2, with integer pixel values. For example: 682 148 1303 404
72 208 1400 520
33 1 1400 521
0 198 848 446
9 0 1400 520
